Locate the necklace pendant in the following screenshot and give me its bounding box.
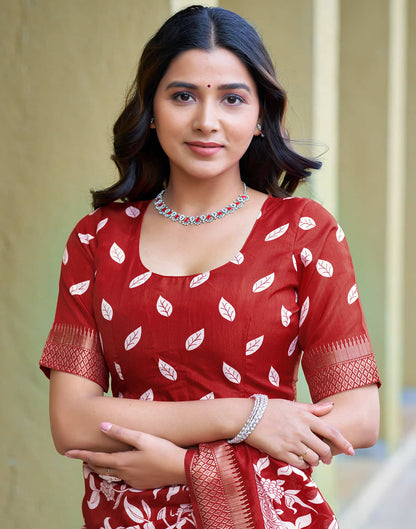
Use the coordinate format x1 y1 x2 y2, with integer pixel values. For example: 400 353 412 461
154 182 249 227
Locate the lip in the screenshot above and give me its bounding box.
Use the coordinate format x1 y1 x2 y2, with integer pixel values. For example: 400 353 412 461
185 141 224 157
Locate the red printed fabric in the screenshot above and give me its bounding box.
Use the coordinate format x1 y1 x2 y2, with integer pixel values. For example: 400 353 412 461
40 196 380 529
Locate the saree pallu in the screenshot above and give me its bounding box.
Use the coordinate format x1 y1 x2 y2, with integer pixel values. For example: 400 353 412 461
185 441 339 529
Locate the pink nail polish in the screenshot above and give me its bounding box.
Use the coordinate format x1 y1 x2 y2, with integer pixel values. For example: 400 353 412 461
348 446 355 456
101 422 112 432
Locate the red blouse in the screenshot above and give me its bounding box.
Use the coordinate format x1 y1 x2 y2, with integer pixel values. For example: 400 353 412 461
40 196 380 529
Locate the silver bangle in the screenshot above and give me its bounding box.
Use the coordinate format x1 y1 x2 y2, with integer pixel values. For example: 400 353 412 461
228 394 269 444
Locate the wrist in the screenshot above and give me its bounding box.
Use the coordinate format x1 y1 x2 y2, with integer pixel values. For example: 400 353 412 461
218 398 256 439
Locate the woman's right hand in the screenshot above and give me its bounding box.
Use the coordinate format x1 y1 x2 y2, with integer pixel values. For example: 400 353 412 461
245 399 354 469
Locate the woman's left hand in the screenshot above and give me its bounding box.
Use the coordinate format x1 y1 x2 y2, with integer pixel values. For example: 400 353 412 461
65 423 187 490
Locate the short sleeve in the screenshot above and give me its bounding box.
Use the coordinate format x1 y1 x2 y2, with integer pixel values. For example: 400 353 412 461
294 200 380 402
39 212 109 391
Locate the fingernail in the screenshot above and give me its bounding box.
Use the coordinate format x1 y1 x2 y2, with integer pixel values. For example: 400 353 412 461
348 446 355 456
65 452 73 458
101 422 112 432
319 402 334 406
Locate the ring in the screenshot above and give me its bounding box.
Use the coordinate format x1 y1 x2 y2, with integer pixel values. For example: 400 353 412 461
99 469 123 483
298 449 309 461
106 468 110 475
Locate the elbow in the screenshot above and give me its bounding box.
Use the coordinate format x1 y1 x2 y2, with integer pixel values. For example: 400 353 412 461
354 409 380 449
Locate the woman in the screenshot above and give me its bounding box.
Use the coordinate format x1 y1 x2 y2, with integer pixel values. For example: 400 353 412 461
40 5 380 529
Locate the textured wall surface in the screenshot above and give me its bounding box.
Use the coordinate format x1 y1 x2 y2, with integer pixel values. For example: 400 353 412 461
0 1 170 527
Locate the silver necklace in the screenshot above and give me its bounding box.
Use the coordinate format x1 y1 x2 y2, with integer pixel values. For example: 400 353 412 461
154 183 249 226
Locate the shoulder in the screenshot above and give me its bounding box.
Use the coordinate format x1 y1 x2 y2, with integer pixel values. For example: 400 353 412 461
265 196 338 226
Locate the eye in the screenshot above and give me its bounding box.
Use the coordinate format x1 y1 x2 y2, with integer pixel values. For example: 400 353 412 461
224 94 245 105
172 92 195 103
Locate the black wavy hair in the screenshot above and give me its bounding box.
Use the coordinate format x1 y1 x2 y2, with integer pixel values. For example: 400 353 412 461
91 5 321 209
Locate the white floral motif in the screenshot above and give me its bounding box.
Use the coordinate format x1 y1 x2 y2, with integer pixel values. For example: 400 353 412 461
300 248 312 267
246 335 264 356
189 272 210 288
348 284 359 304
265 223 290 241
124 327 142 350
219 297 236 321
69 280 90 296
114 362 124 380
156 295 173 317
185 328 205 351
101 298 113 321
223 362 241 384
129 271 152 288
299 297 310 327
96 218 108 232
269 366 280 387
281 306 292 327
230 252 244 265
288 336 298 356
299 217 316 230
110 242 125 264
78 233 94 244
200 392 215 400
253 273 275 293
158 359 177 381
316 259 333 278
125 206 140 218
140 388 154 400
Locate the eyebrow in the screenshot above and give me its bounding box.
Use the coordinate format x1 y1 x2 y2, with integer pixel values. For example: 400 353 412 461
165 81 252 93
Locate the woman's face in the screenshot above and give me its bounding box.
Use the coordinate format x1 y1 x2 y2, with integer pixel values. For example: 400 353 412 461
152 47 261 184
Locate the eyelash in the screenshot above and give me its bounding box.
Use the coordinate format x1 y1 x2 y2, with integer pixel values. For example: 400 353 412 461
172 92 246 105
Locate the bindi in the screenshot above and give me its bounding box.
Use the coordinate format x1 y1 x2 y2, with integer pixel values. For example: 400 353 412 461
207 84 211 88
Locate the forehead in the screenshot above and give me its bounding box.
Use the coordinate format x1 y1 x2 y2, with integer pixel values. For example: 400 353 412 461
159 47 256 87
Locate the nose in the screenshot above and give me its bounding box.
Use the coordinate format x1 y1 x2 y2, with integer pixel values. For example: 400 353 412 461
192 100 219 134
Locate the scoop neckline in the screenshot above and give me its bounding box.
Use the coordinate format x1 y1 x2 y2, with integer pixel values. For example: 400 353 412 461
136 194 275 279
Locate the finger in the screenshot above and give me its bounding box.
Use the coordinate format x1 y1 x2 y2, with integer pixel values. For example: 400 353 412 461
65 448 121 470
295 402 334 417
286 451 311 470
300 436 333 465
312 421 355 456
296 444 321 467
100 422 148 448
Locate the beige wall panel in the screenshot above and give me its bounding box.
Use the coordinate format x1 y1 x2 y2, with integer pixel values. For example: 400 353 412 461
338 0 389 378
0 1 170 527
404 1 416 386
220 0 313 150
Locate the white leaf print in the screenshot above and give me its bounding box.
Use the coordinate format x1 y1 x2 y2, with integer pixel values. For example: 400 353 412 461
299 297 310 327
292 254 298 271
223 362 241 384
124 326 142 351
140 388 154 401
230 252 244 265
245 335 264 356
101 298 113 321
87 490 100 510
142 500 151 519
252 273 275 293
348 284 359 304
125 206 140 218
309 491 324 504
254 456 270 474
69 280 90 296
103 517 112 529
288 336 298 356
167 485 181 501
129 271 152 288
328 515 339 529
269 366 280 387
296 514 312 529
114 362 124 380
96 218 108 232
124 497 145 523
189 271 210 288
110 242 125 264
257 210 263 220
144 521 156 529
62 246 68 265
300 247 313 267
78 233 94 244
118 392 123 398
156 295 173 317
89 473 99 492
336 224 345 242
281 305 292 327
317 259 333 278
200 392 215 400
157 507 167 520
278 464 308 481
158 359 177 381
219 297 236 321
299 217 316 230
185 328 205 351
264 223 289 241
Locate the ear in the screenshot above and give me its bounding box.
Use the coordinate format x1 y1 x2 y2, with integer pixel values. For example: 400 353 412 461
253 122 262 136
150 117 156 129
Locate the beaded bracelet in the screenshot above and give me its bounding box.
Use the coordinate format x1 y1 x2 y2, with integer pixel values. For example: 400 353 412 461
228 394 269 444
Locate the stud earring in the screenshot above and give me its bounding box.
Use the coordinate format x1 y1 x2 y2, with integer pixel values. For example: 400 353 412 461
257 123 265 138
150 117 155 125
